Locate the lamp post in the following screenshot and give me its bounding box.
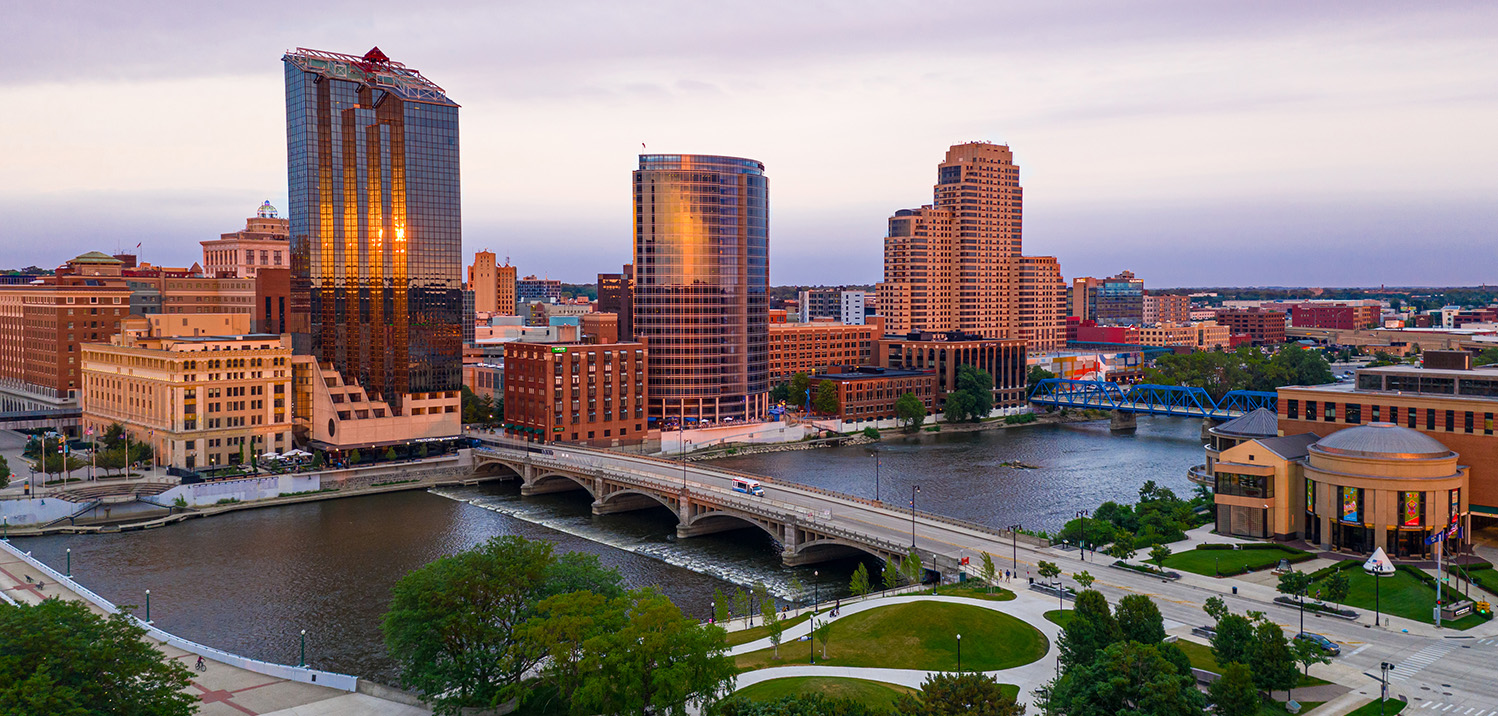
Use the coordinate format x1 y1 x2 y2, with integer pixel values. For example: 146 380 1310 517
1215 555 1220 577
145 589 152 624
956 633 962 672
1076 509 1089 561
1379 662 1393 715
299 629 307 668
710 600 715 624
810 617 817 664
65 548 71 578
1009 524 1022 575
813 570 820 613
910 485 921 550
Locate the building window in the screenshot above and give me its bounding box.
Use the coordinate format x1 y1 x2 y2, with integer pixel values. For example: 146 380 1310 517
1426 409 1435 431
1445 410 1455 432
1324 402 1336 421
1345 404 1361 424
1371 405 1380 422
1215 472 1272 498
1464 411 1474 433
1287 399 1299 420
1306 401 1317 421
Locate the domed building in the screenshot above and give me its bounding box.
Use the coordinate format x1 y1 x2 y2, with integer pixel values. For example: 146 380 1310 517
1206 420 1469 558
1305 423 1467 558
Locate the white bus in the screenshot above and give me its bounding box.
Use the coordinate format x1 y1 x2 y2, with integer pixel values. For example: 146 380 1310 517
732 478 765 497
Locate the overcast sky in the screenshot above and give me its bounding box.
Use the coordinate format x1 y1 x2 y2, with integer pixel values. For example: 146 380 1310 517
3 1 1495 287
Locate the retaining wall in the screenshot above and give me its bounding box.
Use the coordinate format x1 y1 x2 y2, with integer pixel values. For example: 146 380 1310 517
0 496 84 527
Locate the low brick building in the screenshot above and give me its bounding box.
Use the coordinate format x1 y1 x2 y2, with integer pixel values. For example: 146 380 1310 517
768 317 883 381
875 331 1027 411
1215 307 1286 345
808 367 937 422
502 342 648 447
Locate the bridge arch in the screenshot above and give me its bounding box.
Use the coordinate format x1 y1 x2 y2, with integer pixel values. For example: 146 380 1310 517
473 459 524 479
528 472 596 498
790 536 889 564
597 488 678 515
682 510 782 542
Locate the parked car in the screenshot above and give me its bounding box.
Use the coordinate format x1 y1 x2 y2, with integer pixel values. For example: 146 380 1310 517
1295 632 1341 656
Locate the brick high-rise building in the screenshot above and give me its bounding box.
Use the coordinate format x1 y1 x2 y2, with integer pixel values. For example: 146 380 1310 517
1215 307 1286 346
768 318 883 381
1017 256 1066 352
201 201 290 278
503 341 648 447
597 264 634 339
878 142 1063 353
0 252 131 412
1143 294 1191 326
876 332 1027 411
469 250 498 314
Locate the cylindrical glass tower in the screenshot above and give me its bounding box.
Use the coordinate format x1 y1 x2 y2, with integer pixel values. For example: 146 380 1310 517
633 154 769 424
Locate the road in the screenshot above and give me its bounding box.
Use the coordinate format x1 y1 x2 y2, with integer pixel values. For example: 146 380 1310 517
470 434 1498 708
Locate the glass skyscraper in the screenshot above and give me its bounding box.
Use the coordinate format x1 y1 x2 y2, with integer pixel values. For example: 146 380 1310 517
283 47 462 410
633 154 769 423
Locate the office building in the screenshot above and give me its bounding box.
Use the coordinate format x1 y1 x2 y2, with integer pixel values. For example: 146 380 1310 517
807 367 937 423
469 250 498 314
1136 321 1230 351
201 201 290 278
1017 256 1066 352
876 332 1027 412
0 252 132 412
1143 294 1191 326
597 264 634 339
283 46 462 442
1215 307 1286 346
254 268 290 335
768 317 883 382
81 315 292 469
633 154 769 422
502 341 648 447
581 313 620 345
517 276 562 306
1291 301 1382 330
797 288 867 325
877 142 1064 353
1071 271 1145 326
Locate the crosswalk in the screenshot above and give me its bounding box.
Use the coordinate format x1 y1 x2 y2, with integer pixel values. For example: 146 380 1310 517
1415 703 1494 714
1391 643 1455 681
1476 637 1498 646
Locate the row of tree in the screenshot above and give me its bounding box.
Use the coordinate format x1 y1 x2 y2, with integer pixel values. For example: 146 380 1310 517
1055 480 1213 551
382 535 736 715
1145 346 1334 401
459 385 503 425
711 671 1025 716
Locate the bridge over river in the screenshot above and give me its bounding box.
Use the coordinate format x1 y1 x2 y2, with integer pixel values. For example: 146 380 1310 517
470 435 1049 577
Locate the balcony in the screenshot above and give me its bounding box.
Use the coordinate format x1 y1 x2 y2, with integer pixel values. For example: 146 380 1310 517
1187 464 1214 486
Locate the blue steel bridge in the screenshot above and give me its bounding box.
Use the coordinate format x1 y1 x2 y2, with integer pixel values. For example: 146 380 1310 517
1028 379 1277 420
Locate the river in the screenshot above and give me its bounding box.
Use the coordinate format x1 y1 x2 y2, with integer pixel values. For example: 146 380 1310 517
11 415 1205 683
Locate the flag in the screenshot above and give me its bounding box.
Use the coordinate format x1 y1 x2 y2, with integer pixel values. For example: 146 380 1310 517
136 242 142 249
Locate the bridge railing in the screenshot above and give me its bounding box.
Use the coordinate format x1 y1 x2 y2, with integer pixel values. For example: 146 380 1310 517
1028 379 1276 417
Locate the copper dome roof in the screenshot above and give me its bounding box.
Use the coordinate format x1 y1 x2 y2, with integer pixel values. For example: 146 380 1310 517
1313 423 1451 459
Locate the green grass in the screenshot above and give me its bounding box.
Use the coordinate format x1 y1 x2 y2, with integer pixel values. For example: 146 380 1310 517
734 601 1048 672
1463 568 1498 598
1044 609 1073 628
733 677 917 710
929 581 1017 602
1174 639 1329 687
1154 546 1304 576
1310 568 1488 630
1261 700 1324 715
726 612 814 647
1343 698 1406 716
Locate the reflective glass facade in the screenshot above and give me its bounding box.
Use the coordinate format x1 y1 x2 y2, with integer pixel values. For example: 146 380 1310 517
284 49 462 410
633 155 769 422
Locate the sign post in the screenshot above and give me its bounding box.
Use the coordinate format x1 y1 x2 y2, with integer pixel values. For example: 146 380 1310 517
1363 547 1395 628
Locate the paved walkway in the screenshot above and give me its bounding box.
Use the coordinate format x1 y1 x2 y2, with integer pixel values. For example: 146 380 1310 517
727 588 1065 704
0 541 426 715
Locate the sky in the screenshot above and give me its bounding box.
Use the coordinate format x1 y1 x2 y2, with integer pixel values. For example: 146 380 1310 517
2 1 1496 287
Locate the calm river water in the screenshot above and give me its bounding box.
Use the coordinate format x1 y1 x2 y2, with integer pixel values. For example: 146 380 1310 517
12 416 1204 682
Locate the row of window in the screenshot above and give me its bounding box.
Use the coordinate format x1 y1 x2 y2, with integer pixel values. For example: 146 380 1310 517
1286 399 1494 435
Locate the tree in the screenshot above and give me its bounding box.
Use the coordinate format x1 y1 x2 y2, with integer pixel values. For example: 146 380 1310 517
1202 595 1229 622
520 590 624 707
768 382 792 404
1059 590 1120 672
384 447 399 462
1105 533 1137 562
943 390 974 423
1148 543 1172 565
0 454 8 487
1292 635 1331 680
1324 568 1352 604
1047 641 1206 716
956 365 994 418
980 552 997 593
1211 613 1256 670
762 596 784 659
849 563 871 597
1249 619 1299 700
1115 594 1166 646
32 437 86 476
895 671 1026 716
812 381 840 416
895 391 926 432
1278 570 1313 628
711 694 890 716
882 559 900 591
1037 560 1061 586
382 535 557 714
732 588 751 627
1476 347 1498 367
815 616 831 660
1027 365 1056 392
1208 662 1261 716
789 372 812 409
0 598 197 716
1073 570 1095 591
95 445 129 476
712 588 730 624
348 448 362 465
861 426 880 440
903 548 925 586
787 575 806 604
572 590 736 716
543 551 625 601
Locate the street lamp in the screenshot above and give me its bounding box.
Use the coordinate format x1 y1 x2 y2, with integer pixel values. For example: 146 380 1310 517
1379 662 1393 715
65 548 71 578
813 570 820 613
956 633 962 672
299 629 307 668
1009 524 1022 576
910 485 921 550
145 589 152 624
1076 509 1090 561
710 600 715 624
810 616 817 665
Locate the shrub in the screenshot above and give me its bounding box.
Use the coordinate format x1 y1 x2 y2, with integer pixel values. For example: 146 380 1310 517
1198 543 1236 550
862 426 881 440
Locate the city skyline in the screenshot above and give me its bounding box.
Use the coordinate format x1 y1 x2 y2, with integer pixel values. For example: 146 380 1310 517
4 2 1497 287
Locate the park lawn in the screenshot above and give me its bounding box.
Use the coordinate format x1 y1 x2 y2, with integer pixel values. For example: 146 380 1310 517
725 612 814 647
1343 699 1406 716
929 581 1017 602
1311 568 1488 630
734 602 1048 673
1173 639 1330 688
733 677 917 710
1465 568 1498 599
1261 700 1324 716
1154 546 1302 576
1044 610 1073 628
